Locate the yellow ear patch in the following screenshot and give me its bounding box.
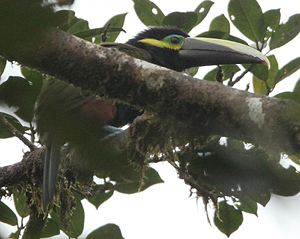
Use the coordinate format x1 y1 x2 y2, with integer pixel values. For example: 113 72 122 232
138 38 182 50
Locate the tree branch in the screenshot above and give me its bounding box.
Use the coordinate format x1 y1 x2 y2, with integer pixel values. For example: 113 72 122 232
0 113 37 151
3 28 300 156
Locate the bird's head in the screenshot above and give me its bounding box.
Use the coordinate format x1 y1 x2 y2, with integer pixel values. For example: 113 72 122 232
126 26 270 72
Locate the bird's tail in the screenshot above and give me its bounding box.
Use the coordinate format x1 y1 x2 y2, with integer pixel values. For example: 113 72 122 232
43 141 61 208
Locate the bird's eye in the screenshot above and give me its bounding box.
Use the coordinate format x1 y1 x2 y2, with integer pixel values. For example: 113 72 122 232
170 36 180 44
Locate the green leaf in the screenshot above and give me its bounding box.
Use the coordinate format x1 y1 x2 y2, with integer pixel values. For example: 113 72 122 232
275 92 300 104
264 9 280 40
63 195 84 238
86 224 124 239
214 201 243 237
252 55 278 94
249 63 269 81
88 186 114 209
0 73 42 122
197 31 248 44
228 0 266 42
264 55 279 89
292 78 300 94
0 56 6 76
162 12 198 33
53 10 75 27
0 113 26 139
0 201 18 226
226 139 245 150
204 65 240 82
185 67 199 77
270 14 300 50
67 18 89 34
248 191 270 207
13 188 30 218
101 13 128 43
133 0 164 26
270 165 300 196
238 196 257 216
41 218 60 238
210 14 230 33
114 167 163 194
74 27 125 41
21 66 42 81
194 1 214 25
274 57 300 85
253 75 267 95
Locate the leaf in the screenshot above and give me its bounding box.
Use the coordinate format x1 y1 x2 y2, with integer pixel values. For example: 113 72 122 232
214 201 243 237
197 31 247 44
133 0 164 26
67 18 89 34
63 195 84 238
292 77 300 94
249 63 269 81
194 1 214 25
0 73 43 122
13 188 30 218
41 218 60 238
86 224 124 239
162 12 198 33
114 167 163 194
226 139 245 150
248 191 270 207
74 27 125 41
210 14 230 33
238 196 258 216
253 75 267 95
53 10 75 27
264 9 280 40
275 78 300 104
204 65 240 82
228 0 266 42
0 113 26 139
88 186 114 209
0 56 6 76
185 67 199 77
275 92 300 104
270 14 300 50
274 57 300 85
21 66 43 83
252 55 278 94
270 165 300 196
264 55 279 89
101 13 128 43
0 201 18 226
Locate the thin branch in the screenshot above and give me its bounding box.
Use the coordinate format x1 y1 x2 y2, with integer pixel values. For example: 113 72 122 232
0 113 37 151
101 23 111 43
245 83 250 91
227 64 255 86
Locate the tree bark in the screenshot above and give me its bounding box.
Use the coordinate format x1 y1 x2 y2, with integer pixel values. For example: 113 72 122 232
3 28 300 156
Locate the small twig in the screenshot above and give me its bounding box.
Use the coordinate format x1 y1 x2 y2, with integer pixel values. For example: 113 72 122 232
29 121 36 143
216 65 224 84
265 81 273 96
227 71 235 86
245 83 250 92
102 23 111 43
0 113 37 151
227 64 255 87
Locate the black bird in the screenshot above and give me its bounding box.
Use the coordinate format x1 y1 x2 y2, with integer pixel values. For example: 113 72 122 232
36 26 269 208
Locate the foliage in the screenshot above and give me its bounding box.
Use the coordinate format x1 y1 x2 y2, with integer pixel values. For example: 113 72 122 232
0 0 300 238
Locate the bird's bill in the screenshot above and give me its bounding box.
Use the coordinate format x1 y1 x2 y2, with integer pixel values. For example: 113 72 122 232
179 37 270 68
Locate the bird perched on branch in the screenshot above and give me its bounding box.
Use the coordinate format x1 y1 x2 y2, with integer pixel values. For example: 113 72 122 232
36 26 269 208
